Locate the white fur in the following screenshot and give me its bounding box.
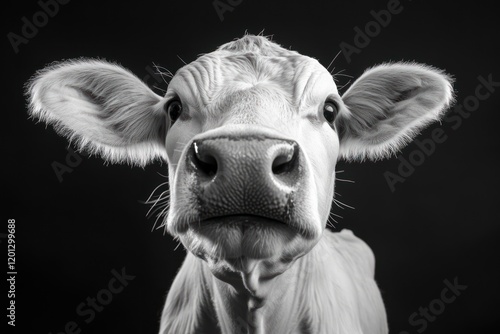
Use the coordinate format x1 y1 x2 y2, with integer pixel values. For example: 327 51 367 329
26 35 454 334
338 62 454 161
27 59 167 166
160 230 387 334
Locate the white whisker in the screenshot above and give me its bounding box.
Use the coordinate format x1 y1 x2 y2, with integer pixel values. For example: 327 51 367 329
177 55 187 65
336 177 355 183
333 198 355 210
326 50 342 72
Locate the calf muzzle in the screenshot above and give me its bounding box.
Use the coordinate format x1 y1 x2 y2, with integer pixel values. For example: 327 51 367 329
186 135 302 225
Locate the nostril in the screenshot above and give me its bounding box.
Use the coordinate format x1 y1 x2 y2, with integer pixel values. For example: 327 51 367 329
272 154 291 175
192 142 218 177
272 144 299 175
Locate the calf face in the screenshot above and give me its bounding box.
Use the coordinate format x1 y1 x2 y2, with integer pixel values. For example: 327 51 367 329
27 35 453 283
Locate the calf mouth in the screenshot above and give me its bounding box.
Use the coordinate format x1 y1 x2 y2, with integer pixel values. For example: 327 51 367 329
198 214 288 233
186 213 317 240
185 214 303 261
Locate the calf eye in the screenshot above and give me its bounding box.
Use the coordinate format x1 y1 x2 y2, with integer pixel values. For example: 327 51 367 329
323 100 338 123
165 99 183 123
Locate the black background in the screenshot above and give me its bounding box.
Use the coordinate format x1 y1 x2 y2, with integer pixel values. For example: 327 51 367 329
3 0 500 333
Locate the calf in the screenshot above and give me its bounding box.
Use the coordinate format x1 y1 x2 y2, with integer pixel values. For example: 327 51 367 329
27 35 453 334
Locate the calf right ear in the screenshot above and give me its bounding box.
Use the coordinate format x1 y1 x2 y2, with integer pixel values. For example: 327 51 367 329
337 62 454 161
26 59 167 166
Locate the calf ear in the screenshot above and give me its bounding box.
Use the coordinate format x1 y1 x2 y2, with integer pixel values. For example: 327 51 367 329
337 62 454 161
26 59 167 166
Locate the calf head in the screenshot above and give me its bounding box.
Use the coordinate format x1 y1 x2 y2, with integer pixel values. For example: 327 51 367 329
27 35 453 286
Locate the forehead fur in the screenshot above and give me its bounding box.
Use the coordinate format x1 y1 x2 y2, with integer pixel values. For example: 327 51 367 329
173 35 333 113
217 35 299 57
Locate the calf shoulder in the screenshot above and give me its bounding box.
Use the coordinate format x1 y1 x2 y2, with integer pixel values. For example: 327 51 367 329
299 229 387 334
159 252 219 334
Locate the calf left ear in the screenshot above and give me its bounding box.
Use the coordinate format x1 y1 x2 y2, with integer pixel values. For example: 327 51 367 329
337 62 454 161
26 59 167 166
